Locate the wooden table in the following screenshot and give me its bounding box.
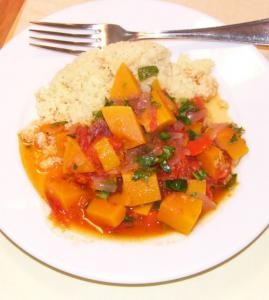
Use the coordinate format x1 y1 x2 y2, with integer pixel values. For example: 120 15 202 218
1 1 269 299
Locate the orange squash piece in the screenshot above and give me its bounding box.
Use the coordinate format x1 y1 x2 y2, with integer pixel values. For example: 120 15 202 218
157 193 202 234
187 180 206 195
110 172 161 207
139 79 176 132
215 126 249 160
101 106 146 149
197 145 225 179
93 137 120 171
63 137 95 174
86 198 126 227
110 63 141 100
46 179 85 210
133 203 153 216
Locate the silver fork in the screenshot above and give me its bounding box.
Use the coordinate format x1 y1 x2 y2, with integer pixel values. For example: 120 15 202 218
30 18 269 54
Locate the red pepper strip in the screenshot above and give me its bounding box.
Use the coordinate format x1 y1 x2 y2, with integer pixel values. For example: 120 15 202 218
187 134 212 156
149 105 158 132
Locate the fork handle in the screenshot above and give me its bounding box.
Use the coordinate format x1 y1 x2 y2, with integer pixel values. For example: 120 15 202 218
135 18 269 45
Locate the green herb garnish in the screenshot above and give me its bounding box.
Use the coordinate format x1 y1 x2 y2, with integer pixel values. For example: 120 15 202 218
188 129 199 141
229 134 238 144
165 179 188 192
159 131 171 141
160 161 171 173
123 99 130 106
178 114 191 125
179 99 197 113
190 192 198 198
96 191 110 199
137 155 158 168
92 110 103 119
193 169 207 181
138 66 159 81
159 145 175 161
225 174 237 189
132 169 154 181
50 121 68 128
105 97 114 106
230 123 245 136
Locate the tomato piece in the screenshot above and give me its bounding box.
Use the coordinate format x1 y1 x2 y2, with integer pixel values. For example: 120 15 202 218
193 96 205 110
149 105 158 132
187 134 212 156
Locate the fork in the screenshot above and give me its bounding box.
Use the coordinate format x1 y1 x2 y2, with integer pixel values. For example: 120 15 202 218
29 18 269 54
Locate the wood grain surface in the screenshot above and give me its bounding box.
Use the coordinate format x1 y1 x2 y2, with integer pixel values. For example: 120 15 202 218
0 0 25 47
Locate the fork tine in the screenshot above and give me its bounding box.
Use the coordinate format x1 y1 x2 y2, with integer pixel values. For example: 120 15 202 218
30 21 99 30
30 36 97 46
30 43 86 54
29 29 98 38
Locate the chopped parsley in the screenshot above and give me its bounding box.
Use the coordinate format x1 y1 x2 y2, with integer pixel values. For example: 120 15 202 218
229 134 238 144
165 179 188 192
159 131 171 141
138 66 159 81
105 97 114 106
92 110 103 119
96 191 110 199
178 114 191 125
188 129 199 141
160 161 171 173
159 145 175 161
193 169 207 181
230 123 245 136
137 155 158 168
132 168 154 181
225 174 237 190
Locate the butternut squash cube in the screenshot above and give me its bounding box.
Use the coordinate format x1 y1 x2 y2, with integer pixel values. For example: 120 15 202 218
102 106 146 149
197 145 226 179
110 63 141 100
215 127 249 160
139 79 176 132
187 180 206 195
110 172 161 207
93 137 120 171
133 203 153 216
86 198 126 227
157 193 202 234
46 179 85 210
63 137 95 174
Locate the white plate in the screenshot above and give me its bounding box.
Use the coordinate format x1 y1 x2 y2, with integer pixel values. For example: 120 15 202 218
0 0 268 284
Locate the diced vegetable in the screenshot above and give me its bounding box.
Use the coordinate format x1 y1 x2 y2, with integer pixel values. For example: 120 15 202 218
63 137 95 174
133 203 153 216
159 131 171 141
197 145 226 179
188 122 203 134
157 193 202 234
165 179 187 192
93 137 120 171
187 134 212 156
138 66 159 81
139 80 176 132
86 198 126 227
110 172 161 206
215 126 249 160
45 179 85 210
102 106 146 149
187 180 206 195
192 169 207 181
110 63 141 100
55 132 67 156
